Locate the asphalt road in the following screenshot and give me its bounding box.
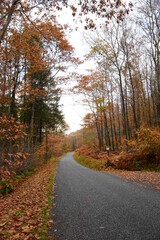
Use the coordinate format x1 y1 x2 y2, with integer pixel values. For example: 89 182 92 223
49 152 160 240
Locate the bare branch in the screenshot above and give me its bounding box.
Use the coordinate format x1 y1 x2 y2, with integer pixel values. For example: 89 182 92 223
0 0 19 44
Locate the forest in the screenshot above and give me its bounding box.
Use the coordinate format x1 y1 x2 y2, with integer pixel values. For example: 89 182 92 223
0 0 160 189
71 0 160 171
0 0 159 239
0 0 76 183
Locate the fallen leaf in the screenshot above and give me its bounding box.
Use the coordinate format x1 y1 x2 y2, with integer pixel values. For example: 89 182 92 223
49 219 53 224
0 221 7 227
0 160 57 239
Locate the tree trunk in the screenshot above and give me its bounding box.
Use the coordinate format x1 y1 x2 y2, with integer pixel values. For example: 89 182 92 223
0 0 19 43
103 110 111 148
118 68 128 143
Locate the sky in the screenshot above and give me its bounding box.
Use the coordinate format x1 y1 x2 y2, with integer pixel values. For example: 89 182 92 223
56 7 96 134
59 45 94 134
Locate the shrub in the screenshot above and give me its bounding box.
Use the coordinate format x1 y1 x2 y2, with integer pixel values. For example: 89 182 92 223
0 181 13 195
115 152 142 170
116 127 160 171
78 144 100 159
0 114 28 181
136 127 160 162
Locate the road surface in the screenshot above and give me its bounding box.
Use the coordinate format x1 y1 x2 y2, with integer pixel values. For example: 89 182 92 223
49 153 160 240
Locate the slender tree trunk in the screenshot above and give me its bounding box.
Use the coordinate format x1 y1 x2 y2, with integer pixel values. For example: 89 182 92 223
39 119 42 143
30 103 35 148
95 120 102 151
0 0 19 44
124 76 131 139
100 107 104 149
103 110 111 148
118 68 128 144
127 66 138 130
107 89 114 151
150 72 157 124
45 127 48 160
146 76 152 127
156 63 160 125
110 83 118 150
140 73 149 125
117 102 121 145
108 105 114 151
0 73 6 116
10 74 18 117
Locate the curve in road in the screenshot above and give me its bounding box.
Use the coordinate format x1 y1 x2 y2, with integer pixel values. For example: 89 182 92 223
49 153 160 240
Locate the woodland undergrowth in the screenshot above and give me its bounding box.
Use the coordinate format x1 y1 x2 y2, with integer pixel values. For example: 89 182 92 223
76 127 160 171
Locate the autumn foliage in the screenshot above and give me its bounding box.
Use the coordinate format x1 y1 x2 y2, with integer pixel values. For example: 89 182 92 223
71 125 160 171
136 127 160 161
0 114 28 181
78 144 100 159
0 1 75 187
108 127 160 171
71 0 160 172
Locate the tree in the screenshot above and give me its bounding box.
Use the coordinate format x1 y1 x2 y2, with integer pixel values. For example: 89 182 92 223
138 0 160 125
0 0 57 44
0 13 75 180
0 0 132 44
75 3 159 153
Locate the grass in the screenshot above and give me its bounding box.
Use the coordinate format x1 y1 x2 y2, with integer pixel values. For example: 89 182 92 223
140 163 160 172
37 155 62 240
74 152 106 171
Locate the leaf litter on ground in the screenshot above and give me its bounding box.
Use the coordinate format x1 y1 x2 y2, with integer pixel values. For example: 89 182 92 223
106 168 160 191
0 160 56 239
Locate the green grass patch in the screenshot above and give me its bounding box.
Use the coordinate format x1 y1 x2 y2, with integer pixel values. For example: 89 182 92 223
37 155 62 240
74 152 106 171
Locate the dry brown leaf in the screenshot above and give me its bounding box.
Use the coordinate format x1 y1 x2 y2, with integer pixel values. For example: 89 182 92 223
0 221 7 227
0 161 56 238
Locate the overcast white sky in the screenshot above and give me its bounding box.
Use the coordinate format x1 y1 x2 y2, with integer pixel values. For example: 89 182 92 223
59 48 94 134
56 7 96 134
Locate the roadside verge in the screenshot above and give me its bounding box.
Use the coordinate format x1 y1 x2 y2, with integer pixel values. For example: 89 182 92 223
0 156 60 239
74 152 160 192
